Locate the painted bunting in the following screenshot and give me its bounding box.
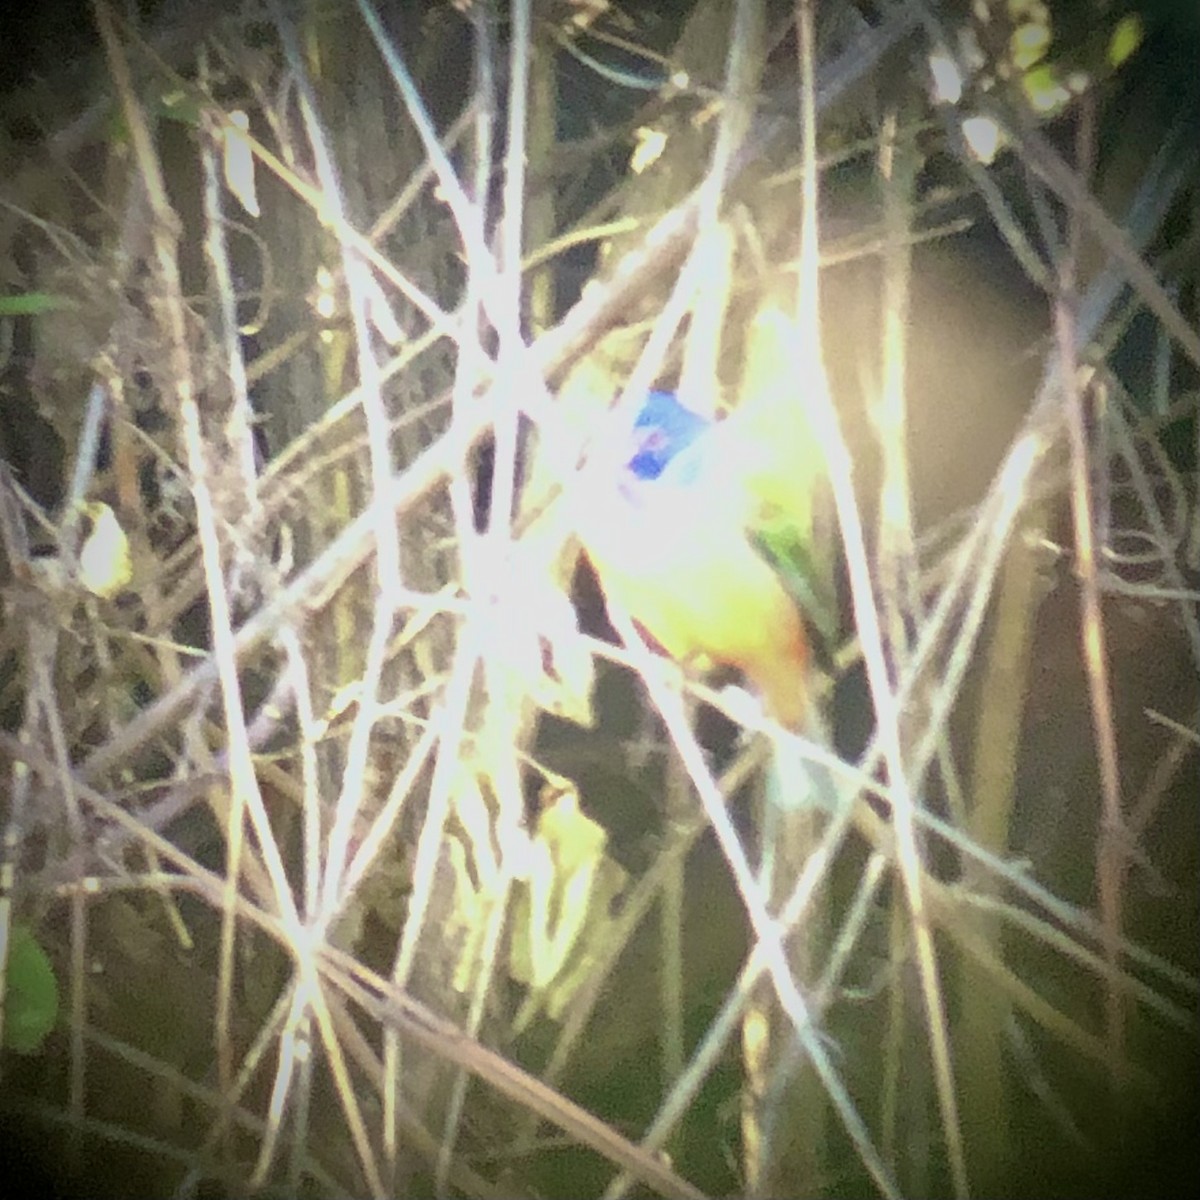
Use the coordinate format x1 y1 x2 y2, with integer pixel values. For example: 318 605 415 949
578 388 836 736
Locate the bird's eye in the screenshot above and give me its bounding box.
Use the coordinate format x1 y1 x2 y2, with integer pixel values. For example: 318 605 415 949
627 430 673 481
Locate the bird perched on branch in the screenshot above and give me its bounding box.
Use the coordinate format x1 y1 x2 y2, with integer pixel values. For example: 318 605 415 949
577 386 839 809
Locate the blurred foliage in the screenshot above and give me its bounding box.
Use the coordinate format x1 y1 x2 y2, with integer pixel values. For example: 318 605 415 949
2 924 59 1056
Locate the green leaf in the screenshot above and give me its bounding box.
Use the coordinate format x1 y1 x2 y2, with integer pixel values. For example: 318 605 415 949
4 924 59 1055
1107 14 1143 68
155 88 203 127
0 292 74 317
1023 63 1072 114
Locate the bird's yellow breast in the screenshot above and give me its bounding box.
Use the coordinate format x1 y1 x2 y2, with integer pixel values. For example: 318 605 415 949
584 498 809 727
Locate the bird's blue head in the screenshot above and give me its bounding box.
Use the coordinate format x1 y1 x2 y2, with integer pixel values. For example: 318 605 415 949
627 390 712 481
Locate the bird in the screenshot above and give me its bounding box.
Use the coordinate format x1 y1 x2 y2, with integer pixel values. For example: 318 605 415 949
576 387 839 811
